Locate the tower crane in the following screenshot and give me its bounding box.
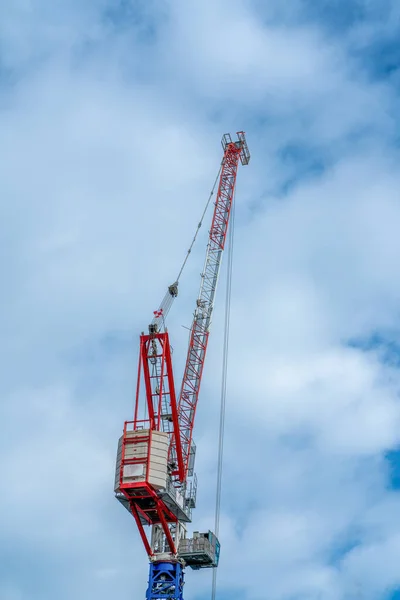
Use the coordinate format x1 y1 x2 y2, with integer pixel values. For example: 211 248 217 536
114 132 250 599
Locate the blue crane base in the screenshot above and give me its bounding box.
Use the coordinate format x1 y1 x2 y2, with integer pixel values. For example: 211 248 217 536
146 561 184 600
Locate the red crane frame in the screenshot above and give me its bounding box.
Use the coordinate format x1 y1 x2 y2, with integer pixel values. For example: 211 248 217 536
116 132 250 561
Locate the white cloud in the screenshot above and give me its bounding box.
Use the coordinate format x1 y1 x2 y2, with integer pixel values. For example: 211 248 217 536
2 1 400 600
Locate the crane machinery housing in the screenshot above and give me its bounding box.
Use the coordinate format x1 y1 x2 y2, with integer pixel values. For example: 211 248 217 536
114 132 250 599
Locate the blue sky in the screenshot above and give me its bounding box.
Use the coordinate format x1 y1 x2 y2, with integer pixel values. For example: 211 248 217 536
2 1 400 599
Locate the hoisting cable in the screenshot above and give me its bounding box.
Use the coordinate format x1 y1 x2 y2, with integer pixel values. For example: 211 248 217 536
150 161 224 329
175 161 223 283
211 185 236 600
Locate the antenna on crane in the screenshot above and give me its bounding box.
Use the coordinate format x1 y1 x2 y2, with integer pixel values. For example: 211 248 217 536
114 132 250 600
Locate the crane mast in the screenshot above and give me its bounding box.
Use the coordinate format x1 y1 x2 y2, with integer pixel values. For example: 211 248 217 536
114 132 250 600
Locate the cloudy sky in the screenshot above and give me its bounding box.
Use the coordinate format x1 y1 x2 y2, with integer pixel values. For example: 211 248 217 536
2 1 400 599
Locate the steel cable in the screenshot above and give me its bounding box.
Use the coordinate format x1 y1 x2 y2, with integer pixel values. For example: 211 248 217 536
211 185 236 600
175 161 223 284
151 162 224 330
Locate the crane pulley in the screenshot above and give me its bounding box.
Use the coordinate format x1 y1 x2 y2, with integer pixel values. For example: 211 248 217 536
114 132 250 600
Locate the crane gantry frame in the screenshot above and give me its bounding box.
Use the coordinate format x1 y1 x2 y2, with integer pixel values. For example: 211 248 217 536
114 132 250 599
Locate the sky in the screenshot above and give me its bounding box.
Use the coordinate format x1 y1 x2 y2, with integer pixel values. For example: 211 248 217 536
1 1 400 599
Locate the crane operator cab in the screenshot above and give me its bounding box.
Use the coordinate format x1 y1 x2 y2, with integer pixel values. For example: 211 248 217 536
178 530 221 570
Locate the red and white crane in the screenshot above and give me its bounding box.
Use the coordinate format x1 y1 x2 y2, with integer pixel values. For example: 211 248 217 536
114 132 250 599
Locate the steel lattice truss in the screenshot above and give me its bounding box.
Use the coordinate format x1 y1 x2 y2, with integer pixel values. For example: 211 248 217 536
170 136 248 482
